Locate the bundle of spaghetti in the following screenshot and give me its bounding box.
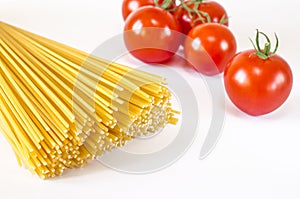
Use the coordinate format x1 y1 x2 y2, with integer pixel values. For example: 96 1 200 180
0 21 179 179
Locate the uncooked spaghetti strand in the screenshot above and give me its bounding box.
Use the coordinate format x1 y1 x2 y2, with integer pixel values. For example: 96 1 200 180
0 47 72 132
0 78 63 154
0 22 88 63
0 45 72 128
0 67 48 146
0 21 179 178
11 24 164 85
3 25 125 116
0 88 38 153
9 29 95 91
1 58 74 156
1 24 99 96
1 22 167 87
0 81 48 147
12 27 161 107
0 29 75 123
0 104 28 163
105 62 166 83
1 24 125 92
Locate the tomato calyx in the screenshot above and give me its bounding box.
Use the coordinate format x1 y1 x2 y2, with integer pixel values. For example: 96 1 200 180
154 0 174 10
177 0 228 25
219 14 228 25
250 29 279 60
179 0 210 24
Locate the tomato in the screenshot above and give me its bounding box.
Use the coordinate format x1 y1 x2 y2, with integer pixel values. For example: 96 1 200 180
122 0 176 20
224 49 293 116
124 6 182 63
184 23 236 76
224 31 293 116
174 0 229 35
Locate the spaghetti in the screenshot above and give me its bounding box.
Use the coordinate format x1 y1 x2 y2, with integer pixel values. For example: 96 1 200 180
0 22 178 179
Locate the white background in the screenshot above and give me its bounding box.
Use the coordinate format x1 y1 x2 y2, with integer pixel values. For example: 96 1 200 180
1 0 300 198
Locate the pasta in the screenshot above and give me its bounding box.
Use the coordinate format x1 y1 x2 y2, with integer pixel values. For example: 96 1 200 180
0 21 178 179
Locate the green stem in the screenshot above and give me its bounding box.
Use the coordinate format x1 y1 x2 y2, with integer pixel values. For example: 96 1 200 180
179 0 211 24
250 29 279 59
255 29 262 52
219 14 228 25
154 0 172 10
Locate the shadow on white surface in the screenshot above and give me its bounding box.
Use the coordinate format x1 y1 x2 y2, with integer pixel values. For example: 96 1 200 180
49 161 107 181
225 90 299 121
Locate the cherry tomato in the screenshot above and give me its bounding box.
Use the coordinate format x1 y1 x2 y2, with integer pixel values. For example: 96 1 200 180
124 6 182 63
122 0 176 20
174 0 229 35
224 31 293 116
224 50 293 116
184 23 236 76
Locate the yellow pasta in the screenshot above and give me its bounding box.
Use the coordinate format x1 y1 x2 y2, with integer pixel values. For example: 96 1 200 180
0 21 178 179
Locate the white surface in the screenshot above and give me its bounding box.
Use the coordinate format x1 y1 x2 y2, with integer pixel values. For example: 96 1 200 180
1 0 300 198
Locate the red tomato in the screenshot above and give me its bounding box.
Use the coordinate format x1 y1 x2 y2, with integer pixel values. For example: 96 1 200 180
184 23 236 76
224 49 293 116
124 6 182 63
174 0 229 35
122 0 176 20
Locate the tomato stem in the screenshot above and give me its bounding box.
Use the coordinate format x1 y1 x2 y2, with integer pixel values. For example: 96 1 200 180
250 29 279 60
154 0 173 10
219 14 228 25
179 0 211 24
